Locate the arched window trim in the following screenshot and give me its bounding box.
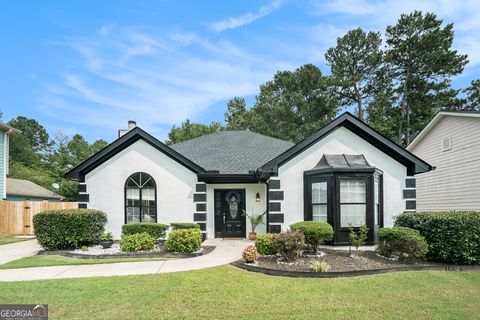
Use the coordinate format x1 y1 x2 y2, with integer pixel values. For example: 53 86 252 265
124 172 157 224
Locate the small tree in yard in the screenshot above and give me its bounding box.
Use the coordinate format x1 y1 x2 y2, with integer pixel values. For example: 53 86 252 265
349 224 369 256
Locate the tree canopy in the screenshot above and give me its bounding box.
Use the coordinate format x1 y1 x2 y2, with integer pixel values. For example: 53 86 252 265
166 119 223 145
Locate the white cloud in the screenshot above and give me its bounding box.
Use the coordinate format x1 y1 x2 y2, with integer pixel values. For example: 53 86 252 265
209 0 283 32
42 27 287 139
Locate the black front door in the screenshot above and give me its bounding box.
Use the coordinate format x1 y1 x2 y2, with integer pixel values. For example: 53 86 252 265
214 189 246 238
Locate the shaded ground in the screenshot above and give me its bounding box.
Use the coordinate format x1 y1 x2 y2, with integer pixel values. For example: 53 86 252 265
0 234 28 245
0 266 478 319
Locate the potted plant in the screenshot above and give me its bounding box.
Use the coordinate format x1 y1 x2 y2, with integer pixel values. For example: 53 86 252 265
99 232 114 249
242 210 266 240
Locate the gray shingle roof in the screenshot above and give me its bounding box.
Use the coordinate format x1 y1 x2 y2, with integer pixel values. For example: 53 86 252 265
170 131 295 174
7 178 62 199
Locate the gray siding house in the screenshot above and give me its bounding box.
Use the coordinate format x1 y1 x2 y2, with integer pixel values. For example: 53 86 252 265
407 111 480 211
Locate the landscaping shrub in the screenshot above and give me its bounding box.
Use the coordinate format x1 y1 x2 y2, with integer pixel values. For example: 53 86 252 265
311 260 331 272
33 209 107 250
170 222 200 230
377 227 428 260
122 222 169 239
348 224 369 255
271 231 304 261
242 245 259 263
290 221 334 253
395 211 480 264
165 229 202 253
255 234 275 256
120 233 155 252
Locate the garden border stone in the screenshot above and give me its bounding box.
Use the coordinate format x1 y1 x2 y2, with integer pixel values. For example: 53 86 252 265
38 246 215 259
231 260 480 278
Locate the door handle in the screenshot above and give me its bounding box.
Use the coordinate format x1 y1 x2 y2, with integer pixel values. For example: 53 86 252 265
223 214 226 224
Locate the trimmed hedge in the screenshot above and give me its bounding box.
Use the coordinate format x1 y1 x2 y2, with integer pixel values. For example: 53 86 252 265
165 229 202 253
122 222 169 239
290 221 334 253
377 227 428 260
120 233 155 252
170 222 200 230
33 209 107 250
255 234 275 256
395 211 480 264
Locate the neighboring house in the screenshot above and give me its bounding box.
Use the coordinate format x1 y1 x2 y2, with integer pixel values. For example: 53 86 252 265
6 177 62 202
65 113 432 243
0 122 20 200
407 111 480 211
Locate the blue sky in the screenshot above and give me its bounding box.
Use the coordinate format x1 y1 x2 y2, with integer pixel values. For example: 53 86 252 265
1 0 479 143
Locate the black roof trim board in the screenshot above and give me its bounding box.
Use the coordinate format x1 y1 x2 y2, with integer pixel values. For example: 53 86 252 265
64 127 206 180
259 112 433 176
197 173 259 184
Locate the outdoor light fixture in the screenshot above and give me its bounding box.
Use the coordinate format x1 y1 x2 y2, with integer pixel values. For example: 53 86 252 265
255 192 261 202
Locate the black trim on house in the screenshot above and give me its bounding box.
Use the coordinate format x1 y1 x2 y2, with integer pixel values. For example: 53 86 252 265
258 112 433 178
193 193 206 202
194 213 206 221
78 184 87 193
195 184 206 192
269 213 284 223
403 189 416 199
269 190 284 201
197 173 258 183
405 178 416 188
196 203 206 212
406 200 416 210
269 225 281 233
269 202 281 212
269 180 281 189
78 203 87 209
64 127 206 180
78 193 89 202
198 223 206 231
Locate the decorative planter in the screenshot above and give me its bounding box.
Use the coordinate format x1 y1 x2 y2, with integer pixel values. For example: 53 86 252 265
248 232 257 241
99 240 114 249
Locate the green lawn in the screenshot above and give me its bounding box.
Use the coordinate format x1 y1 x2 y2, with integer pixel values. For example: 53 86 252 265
0 255 170 269
0 234 29 245
0 266 478 320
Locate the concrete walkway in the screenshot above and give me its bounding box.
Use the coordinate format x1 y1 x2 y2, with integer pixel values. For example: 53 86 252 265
0 239 42 265
0 239 250 282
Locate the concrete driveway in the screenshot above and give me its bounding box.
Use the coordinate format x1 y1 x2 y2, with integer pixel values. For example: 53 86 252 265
0 239 250 282
0 239 41 265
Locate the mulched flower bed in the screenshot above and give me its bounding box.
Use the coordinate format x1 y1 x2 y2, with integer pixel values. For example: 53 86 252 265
253 249 433 272
232 249 480 278
38 243 215 259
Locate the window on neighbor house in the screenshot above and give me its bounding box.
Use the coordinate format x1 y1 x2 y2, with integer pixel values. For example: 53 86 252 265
311 181 328 222
125 172 157 223
340 179 366 227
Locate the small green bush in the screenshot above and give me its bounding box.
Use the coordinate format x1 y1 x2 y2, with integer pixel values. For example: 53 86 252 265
290 221 334 253
395 211 480 264
271 231 305 261
255 234 275 256
377 227 428 260
33 209 107 250
170 222 200 230
311 260 331 272
122 222 169 239
120 233 155 252
165 229 202 253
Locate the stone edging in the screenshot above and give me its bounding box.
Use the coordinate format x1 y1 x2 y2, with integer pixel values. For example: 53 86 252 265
231 261 480 278
38 246 215 260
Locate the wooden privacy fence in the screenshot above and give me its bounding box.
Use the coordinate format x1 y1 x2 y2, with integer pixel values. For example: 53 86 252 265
0 201 78 235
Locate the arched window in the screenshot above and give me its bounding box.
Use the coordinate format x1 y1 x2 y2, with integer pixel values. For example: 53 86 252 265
125 172 157 223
